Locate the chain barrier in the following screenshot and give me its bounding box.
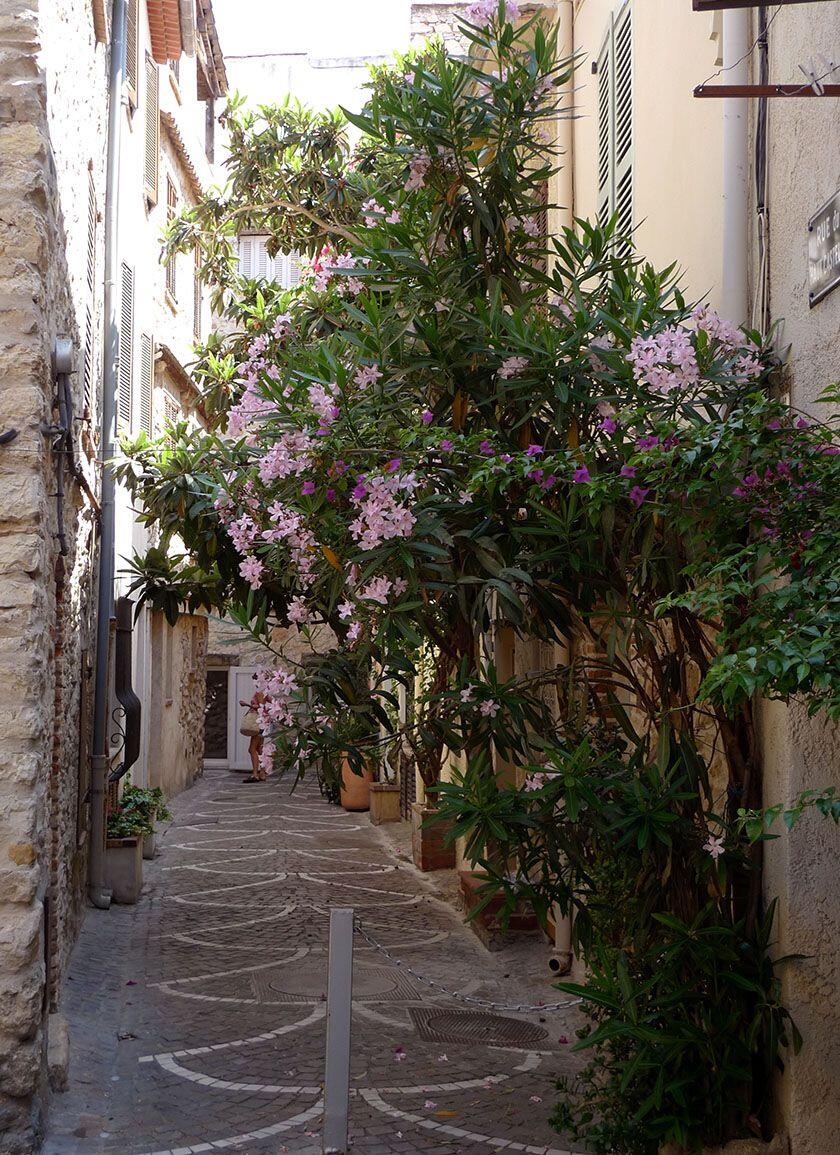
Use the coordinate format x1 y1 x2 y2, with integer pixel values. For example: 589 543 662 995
354 918 582 1015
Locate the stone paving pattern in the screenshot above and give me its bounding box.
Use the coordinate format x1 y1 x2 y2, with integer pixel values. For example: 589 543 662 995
44 769 588 1154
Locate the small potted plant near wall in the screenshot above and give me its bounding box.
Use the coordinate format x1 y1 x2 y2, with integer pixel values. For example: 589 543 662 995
120 782 172 860
368 743 401 826
104 804 145 904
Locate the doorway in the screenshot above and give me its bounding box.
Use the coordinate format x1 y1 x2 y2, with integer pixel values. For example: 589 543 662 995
203 666 260 770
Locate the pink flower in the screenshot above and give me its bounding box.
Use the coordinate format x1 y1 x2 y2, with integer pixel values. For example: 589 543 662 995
467 0 520 23
628 326 700 394
338 601 354 621
385 209 401 225
620 464 637 478
405 151 431 192
239 556 264 589
458 490 472 504
572 465 591 484
498 355 529 379
394 1046 407 1062
526 444 544 457
440 439 453 452
600 416 617 434
361 576 393 604
424 1100 438 1110
479 700 500 717
386 458 402 472
460 686 475 703
628 486 651 507
479 440 494 455
422 409 434 424
355 364 382 390
326 488 336 502
301 480 316 496
703 834 725 862
288 597 310 624
636 435 660 451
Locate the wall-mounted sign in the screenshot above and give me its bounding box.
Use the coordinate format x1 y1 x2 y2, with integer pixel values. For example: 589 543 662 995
808 191 840 308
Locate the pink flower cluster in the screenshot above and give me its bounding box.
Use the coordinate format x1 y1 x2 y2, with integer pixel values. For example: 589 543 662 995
349 472 418 552
498 356 529 379
691 305 762 381
308 382 340 430
258 430 315 484
466 0 520 24
627 326 700 394
263 500 319 586
360 575 409 604
405 151 431 192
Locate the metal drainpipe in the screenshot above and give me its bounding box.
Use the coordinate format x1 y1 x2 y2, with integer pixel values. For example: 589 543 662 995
89 0 128 909
721 7 750 324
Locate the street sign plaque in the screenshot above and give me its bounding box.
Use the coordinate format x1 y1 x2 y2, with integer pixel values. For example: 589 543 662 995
808 190 840 308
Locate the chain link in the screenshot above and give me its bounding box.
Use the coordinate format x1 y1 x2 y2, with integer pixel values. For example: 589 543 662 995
354 918 581 1015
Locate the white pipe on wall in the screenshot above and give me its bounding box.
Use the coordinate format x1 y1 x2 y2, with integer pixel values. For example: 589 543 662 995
721 7 750 325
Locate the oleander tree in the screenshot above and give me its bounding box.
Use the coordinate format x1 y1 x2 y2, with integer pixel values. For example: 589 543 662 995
116 2 840 1151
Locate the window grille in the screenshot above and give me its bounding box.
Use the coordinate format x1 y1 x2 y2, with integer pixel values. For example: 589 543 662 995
139 333 154 435
163 392 179 427
144 55 160 205
166 178 177 300
117 263 134 431
237 235 302 288
596 2 633 242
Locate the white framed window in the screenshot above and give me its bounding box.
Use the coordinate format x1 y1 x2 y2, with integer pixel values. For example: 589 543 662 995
238 235 302 289
596 1 633 240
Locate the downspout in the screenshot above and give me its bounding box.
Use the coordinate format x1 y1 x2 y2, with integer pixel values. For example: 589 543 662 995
89 0 128 909
721 7 750 324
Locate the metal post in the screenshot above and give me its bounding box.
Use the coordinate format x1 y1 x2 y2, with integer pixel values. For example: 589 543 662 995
323 907 354 1155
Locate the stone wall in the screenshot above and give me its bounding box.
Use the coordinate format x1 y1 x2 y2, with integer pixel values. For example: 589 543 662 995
410 2 472 52
147 611 208 799
0 0 106 1148
758 7 840 1153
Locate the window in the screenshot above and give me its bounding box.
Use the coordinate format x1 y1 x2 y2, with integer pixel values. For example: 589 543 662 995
193 245 202 341
139 333 154 435
596 1 633 241
117 262 134 431
238 235 302 288
165 177 177 300
83 168 97 417
144 55 160 205
163 392 179 427
126 0 139 108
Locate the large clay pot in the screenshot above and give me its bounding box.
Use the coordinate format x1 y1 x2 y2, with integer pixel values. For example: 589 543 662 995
411 801 456 871
340 757 374 811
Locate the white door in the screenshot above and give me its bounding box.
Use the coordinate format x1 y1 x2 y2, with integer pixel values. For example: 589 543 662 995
231 667 260 770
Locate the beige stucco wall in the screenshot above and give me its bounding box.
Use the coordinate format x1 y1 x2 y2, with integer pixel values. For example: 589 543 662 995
756 8 840 1153
570 0 726 308
0 0 106 1148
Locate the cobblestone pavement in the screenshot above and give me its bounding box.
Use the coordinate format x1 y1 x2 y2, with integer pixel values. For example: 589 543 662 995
45 769 587 1154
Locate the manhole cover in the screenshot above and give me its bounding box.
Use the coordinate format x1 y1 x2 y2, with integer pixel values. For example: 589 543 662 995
409 1008 548 1047
267 965 397 998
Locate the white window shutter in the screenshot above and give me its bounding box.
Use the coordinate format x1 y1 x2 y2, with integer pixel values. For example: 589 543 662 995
613 2 633 242
139 333 154 435
595 3 633 241
118 263 134 432
238 235 301 287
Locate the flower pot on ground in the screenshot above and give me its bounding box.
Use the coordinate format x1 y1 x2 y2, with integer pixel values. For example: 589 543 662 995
369 781 401 825
458 869 540 951
104 837 143 904
411 801 456 871
142 831 156 860
340 756 374 811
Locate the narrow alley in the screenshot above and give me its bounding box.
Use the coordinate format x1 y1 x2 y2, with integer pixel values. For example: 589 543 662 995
44 772 585 1155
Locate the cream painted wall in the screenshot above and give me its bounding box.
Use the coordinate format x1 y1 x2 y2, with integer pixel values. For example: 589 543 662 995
756 7 840 1153
570 0 726 308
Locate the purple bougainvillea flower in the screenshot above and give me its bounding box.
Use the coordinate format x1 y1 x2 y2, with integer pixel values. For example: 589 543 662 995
629 485 651 507
422 409 434 424
636 435 660 451
620 464 637 478
526 444 544 457
572 465 591 484
440 439 453 452
301 480 316 495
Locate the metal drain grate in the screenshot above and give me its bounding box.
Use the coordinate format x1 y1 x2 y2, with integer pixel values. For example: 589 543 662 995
409 1008 549 1047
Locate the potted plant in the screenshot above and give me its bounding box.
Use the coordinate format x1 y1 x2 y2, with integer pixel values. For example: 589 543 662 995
104 806 145 904
120 782 172 860
368 742 401 826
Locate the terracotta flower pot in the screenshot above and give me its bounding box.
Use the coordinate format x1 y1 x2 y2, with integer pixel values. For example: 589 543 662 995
411 801 456 871
340 757 374 811
369 782 401 825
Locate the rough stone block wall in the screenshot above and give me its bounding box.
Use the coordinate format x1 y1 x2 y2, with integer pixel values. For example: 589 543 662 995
0 0 105 1149
410 2 472 53
147 612 208 799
